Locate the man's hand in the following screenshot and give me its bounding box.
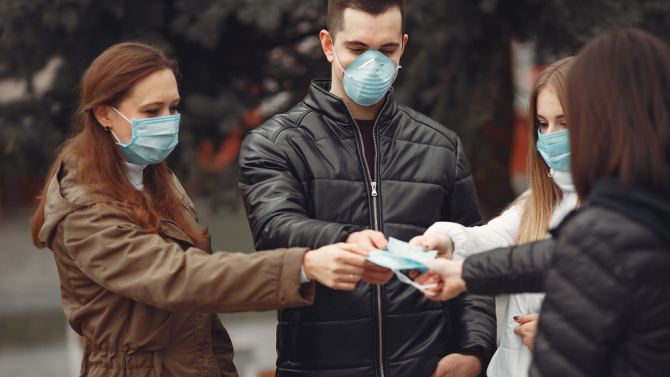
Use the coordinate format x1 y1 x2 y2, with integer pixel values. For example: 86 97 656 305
346 230 388 251
409 234 455 259
432 353 482 377
513 313 540 352
346 230 393 285
412 259 467 301
303 243 367 291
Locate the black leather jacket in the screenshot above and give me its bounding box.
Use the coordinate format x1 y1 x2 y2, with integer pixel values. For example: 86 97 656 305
463 176 670 377
239 80 497 376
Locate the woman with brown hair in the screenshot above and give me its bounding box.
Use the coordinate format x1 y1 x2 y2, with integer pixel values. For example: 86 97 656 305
415 28 670 377
409 57 576 377
31 41 369 377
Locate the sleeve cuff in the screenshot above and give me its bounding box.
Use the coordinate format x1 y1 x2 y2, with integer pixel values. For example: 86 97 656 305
300 265 310 283
424 222 470 260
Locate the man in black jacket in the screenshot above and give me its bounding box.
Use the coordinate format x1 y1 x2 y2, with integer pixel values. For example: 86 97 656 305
238 1 497 376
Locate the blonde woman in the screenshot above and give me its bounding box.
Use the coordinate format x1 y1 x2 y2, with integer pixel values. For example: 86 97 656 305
410 57 576 377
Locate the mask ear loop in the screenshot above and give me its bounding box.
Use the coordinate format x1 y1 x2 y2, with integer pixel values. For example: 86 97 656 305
390 258 439 296
110 107 132 145
332 48 353 79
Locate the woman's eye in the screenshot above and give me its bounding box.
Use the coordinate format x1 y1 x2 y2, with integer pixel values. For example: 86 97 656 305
350 49 364 53
145 109 159 115
380 50 392 54
170 106 179 113
538 122 548 128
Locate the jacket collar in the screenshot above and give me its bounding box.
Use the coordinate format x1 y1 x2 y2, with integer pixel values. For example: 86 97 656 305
586 172 670 244
303 79 398 125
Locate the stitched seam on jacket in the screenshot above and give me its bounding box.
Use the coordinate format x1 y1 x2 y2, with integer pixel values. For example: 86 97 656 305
249 110 312 144
398 108 457 150
383 222 428 229
299 178 366 184
380 179 449 195
380 135 455 151
193 313 205 376
58 232 85 323
539 298 593 376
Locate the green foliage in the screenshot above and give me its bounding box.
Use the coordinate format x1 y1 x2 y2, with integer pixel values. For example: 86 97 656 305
1 0 670 215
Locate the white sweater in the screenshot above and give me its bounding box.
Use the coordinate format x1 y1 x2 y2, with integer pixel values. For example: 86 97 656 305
424 169 578 377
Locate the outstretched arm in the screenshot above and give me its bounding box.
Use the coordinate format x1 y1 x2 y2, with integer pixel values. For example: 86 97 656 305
63 205 369 313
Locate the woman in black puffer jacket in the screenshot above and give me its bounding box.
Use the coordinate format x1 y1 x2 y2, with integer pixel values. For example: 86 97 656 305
415 28 670 377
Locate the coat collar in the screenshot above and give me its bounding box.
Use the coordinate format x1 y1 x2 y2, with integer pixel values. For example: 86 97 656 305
303 79 398 126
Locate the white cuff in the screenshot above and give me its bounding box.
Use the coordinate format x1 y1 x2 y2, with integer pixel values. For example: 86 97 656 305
424 222 470 261
300 265 310 283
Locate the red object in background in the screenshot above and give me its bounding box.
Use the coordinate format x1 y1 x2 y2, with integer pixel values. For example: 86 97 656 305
508 115 529 177
197 128 245 174
196 106 266 174
508 64 547 194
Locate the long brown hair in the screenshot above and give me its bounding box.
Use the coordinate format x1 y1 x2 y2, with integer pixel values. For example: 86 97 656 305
568 29 670 199
515 56 575 245
31 42 207 249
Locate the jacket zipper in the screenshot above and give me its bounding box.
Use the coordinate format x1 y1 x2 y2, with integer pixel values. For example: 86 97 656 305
343 98 390 377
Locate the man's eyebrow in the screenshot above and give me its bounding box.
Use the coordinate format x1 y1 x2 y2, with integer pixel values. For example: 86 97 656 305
343 41 401 48
344 40 369 47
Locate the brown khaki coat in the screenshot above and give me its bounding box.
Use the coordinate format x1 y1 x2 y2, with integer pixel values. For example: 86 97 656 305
38 158 315 377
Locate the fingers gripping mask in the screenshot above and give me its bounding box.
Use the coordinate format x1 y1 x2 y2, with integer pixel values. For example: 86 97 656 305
366 238 439 296
111 107 180 165
536 129 571 171
333 48 401 106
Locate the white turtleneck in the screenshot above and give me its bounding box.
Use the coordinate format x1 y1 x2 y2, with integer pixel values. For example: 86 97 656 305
123 161 147 191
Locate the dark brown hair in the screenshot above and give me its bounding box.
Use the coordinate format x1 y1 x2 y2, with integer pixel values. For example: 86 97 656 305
327 0 406 41
568 29 670 199
32 42 207 249
515 56 575 244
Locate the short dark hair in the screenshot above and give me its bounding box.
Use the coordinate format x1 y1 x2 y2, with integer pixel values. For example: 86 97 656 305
327 0 406 41
567 28 670 199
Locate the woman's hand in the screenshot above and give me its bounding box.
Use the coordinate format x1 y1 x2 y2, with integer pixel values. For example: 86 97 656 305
513 313 540 351
303 243 368 291
409 234 455 259
411 259 467 301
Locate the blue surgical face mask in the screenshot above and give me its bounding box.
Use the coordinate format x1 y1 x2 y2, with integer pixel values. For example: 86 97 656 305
366 238 438 296
536 129 571 171
333 48 401 106
111 107 180 165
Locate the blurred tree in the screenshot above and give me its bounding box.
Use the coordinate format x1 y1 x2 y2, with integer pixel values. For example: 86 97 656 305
1 0 669 218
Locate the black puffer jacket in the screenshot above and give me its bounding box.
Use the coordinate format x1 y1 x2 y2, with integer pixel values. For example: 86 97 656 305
239 80 496 377
462 176 670 377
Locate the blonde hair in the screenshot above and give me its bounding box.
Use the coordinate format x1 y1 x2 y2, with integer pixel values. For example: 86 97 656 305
514 56 575 245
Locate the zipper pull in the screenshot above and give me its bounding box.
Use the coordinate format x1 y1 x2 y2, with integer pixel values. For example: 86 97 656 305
371 182 378 197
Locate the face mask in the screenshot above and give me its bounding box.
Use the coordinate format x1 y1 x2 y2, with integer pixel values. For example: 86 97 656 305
536 129 571 172
366 238 439 296
333 48 401 107
111 107 180 165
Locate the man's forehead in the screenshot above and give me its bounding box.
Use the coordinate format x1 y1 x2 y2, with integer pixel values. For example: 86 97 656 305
339 7 403 43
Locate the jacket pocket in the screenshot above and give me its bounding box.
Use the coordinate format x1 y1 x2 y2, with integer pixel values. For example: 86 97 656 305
289 310 301 362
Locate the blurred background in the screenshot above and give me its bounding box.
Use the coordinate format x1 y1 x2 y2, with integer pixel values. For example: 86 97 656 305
1 0 670 376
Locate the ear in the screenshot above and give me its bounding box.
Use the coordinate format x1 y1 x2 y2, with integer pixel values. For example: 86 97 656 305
400 34 409 57
93 105 113 129
320 29 335 63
